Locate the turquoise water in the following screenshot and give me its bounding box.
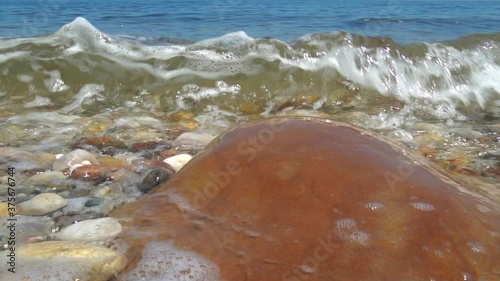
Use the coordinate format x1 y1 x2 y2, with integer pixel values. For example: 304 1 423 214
1 0 499 43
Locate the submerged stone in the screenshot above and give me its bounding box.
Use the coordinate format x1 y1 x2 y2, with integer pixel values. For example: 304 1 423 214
0 241 127 281
113 118 500 281
139 168 171 193
55 217 122 242
18 193 68 216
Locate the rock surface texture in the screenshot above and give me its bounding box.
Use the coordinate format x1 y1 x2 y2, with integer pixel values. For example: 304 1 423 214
113 118 500 281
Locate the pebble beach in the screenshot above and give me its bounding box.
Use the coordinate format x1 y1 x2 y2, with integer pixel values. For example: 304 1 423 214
1 0 500 280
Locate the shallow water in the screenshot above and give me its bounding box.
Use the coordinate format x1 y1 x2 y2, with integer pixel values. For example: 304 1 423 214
0 17 499 200
0 3 499 279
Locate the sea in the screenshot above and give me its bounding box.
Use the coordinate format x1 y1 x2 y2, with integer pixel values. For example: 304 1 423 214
0 0 499 194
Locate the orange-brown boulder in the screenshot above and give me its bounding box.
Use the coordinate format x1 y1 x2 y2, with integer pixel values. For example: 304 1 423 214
112 118 500 281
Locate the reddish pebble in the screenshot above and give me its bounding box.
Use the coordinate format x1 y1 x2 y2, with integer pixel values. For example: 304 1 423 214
144 160 175 175
485 166 500 176
131 141 164 152
26 236 45 244
78 136 126 149
159 149 178 159
70 165 117 181
456 167 480 176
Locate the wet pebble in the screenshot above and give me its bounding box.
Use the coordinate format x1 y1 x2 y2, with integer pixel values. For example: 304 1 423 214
54 217 122 242
164 153 193 171
18 193 68 216
145 159 176 173
85 197 103 208
55 214 98 229
22 171 66 187
0 241 127 281
53 149 100 171
0 215 54 246
0 147 56 171
70 165 116 181
140 168 170 193
93 185 112 197
61 197 90 215
107 169 142 194
131 141 165 152
159 149 178 159
173 132 215 149
96 156 129 167
76 136 126 149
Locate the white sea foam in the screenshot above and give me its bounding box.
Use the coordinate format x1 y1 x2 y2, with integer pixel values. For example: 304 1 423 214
0 51 30 64
1 17 498 127
121 240 220 281
24 95 52 108
60 84 105 114
44 70 69 92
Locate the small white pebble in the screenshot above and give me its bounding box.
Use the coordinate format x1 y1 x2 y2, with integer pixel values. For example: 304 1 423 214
163 154 193 171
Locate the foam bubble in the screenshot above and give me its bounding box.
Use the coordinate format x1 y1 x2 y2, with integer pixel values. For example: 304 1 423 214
335 218 370 245
349 231 370 245
300 264 316 274
17 74 33 83
410 202 436 211
24 96 52 108
121 241 220 281
335 218 356 230
364 202 384 210
44 70 69 92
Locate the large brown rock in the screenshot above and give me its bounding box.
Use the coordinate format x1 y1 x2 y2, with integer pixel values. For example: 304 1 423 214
113 118 500 281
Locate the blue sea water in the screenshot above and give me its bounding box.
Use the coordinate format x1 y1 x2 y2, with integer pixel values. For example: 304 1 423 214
1 0 499 43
